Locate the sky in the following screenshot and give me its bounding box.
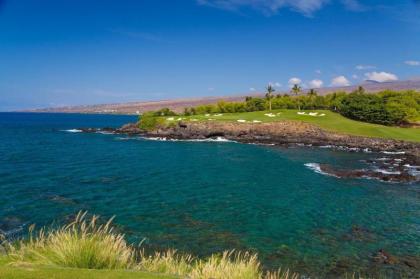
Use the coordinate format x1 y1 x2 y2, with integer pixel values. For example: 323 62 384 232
0 0 419 110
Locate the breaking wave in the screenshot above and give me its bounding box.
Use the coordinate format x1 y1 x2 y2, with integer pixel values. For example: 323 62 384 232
62 129 82 133
304 163 339 178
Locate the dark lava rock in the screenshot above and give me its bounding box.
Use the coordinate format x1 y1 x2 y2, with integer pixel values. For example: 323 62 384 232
117 123 142 134
373 249 399 265
342 225 375 242
401 256 420 269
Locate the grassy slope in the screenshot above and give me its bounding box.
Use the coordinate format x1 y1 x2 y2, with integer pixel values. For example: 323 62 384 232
0 265 176 279
173 109 420 142
0 256 175 279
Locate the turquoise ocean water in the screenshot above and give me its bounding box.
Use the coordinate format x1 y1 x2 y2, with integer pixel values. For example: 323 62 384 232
0 113 419 277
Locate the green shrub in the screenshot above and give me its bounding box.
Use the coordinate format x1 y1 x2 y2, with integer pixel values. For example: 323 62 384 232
339 91 419 125
138 113 166 131
152 108 177 117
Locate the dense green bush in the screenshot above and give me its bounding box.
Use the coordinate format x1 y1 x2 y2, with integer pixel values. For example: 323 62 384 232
340 90 419 125
152 108 177 117
138 112 166 131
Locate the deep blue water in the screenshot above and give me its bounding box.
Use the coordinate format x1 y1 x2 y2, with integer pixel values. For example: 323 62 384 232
0 113 419 277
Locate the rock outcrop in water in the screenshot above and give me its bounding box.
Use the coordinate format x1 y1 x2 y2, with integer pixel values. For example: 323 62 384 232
142 121 420 156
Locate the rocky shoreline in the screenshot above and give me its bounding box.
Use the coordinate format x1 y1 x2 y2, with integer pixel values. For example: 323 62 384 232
79 120 420 183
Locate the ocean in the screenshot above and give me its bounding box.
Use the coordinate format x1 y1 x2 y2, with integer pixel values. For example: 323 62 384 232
0 112 419 277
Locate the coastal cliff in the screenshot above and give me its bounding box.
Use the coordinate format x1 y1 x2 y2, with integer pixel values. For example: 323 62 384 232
117 121 420 157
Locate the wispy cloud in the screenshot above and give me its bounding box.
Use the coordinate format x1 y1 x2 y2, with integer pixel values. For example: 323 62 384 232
309 79 323 88
405 60 420 66
331 76 350 86
288 77 302 87
355 64 376 70
364 71 398 82
341 0 366 11
109 28 165 42
269 81 282 87
197 0 333 17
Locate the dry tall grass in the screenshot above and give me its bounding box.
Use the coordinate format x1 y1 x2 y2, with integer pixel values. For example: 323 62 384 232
189 250 261 279
3 211 300 278
7 212 134 269
137 249 194 276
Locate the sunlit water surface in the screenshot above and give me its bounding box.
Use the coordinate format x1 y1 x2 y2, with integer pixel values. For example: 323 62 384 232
0 113 419 277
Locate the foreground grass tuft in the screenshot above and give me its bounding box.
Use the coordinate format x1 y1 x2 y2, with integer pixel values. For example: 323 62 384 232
190 250 261 279
138 249 194 276
1 212 300 278
6 212 135 269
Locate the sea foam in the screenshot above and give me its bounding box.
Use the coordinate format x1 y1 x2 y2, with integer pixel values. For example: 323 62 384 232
62 129 82 133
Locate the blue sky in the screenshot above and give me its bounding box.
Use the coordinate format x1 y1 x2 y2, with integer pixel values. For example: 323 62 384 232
0 0 419 110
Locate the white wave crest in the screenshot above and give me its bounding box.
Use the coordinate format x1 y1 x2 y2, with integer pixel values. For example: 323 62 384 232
140 136 236 143
373 169 401 175
381 151 405 155
304 163 339 178
62 129 82 133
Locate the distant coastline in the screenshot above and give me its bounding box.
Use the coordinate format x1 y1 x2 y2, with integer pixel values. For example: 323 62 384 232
21 78 420 115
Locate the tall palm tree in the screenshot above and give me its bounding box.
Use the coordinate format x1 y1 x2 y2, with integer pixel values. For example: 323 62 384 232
356 86 365 94
307 89 317 110
291 84 302 110
308 89 317 97
265 84 275 111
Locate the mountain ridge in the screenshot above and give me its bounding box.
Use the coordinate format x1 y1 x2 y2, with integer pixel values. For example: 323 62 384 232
24 78 420 114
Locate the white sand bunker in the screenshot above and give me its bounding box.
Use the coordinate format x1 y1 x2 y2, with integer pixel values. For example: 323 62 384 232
237 119 247 123
166 117 175 121
252 120 262 123
297 112 326 117
205 114 211 116
264 113 276 117
214 113 223 116
208 118 215 121
191 118 198 121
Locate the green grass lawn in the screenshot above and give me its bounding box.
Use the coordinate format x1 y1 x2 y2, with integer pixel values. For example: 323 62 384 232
0 256 175 279
0 263 176 279
166 109 420 142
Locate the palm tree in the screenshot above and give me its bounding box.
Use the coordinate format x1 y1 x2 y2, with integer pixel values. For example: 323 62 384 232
307 89 317 110
356 86 365 94
308 89 317 97
265 84 275 111
291 84 302 110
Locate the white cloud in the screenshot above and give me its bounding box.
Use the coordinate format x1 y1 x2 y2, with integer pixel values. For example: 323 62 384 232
315 69 322 74
405 60 420 66
355 65 376 70
352 74 358 79
249 87 256 91
288 77 302 87
198 0 330 16
309 79 323 88
364 71 398 82
269 81 282 87
331 76 351 87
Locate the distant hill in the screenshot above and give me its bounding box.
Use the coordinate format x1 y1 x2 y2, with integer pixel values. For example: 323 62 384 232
25 78 420 115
